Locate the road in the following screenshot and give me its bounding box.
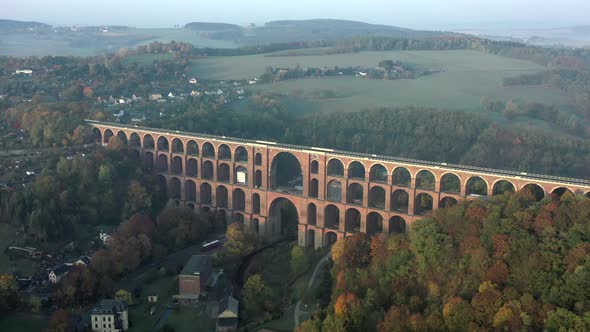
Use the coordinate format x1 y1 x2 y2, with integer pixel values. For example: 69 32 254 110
294 252 331 327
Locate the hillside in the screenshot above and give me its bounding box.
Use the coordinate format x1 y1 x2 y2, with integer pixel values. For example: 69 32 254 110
184 22 242 31
0 19 50 32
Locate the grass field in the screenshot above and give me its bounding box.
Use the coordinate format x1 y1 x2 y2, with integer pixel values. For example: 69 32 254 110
128 271 177 332
1 314 48 332
0 223 39 275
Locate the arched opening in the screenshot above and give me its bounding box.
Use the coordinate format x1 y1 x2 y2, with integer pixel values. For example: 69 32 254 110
186 158 198 177
370 164 388 183
171 156 183 175
200 206 211 215
218 144 232 160
327 159 344 177
255 153 263 166
366 212 384 236
416 170 435 191
185 180 196 202
306 230 315 248
200 183 212 205
232 188 245 211
389 216 406 234
116 131 128 144
325 232 338 247
368 186 386 209
310 160 319 174
440 173 461 194
235 146 248 163
156 154 168 172
345 208 361 233
130 133 141 147
551 187 574 200
143 134 154 150
255 170 262 188
202 161 214 179
327 180 342 202
268 198 299 239
187 203 195 211
346 183 363 205
144 151 154 169
235 166 248 185
307 203 317 226
414 193 433 215
187 140 199 156
215 210 228 231
391 189 409 212
216 186 228 208
521 184 545 201
310 179 319 198
325 205 340 230
348 162 366 180
392 167 411 187
172 138 184 153
252 194 261 214
492 180 515 195
202 142 215 158
252 218 260 234
232 213 244 224
157 136 169 151
92 127 102 143
157 175 167 198
170 177 181 200
466 176 488 196
217 163 230 183
103 129 114 144
270 152 303 195
440 196 458 208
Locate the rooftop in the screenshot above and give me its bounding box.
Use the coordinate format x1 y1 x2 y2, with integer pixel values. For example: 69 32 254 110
180 255 212 276
91 299 127 315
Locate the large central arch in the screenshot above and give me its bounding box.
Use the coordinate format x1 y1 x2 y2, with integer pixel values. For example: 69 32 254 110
270 152 303 195
267 197 299 239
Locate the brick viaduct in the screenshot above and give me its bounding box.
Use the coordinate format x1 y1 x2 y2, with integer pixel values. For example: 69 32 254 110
87 120 590 248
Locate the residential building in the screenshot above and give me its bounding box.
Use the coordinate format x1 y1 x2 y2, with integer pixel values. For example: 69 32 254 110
149 93 163 101
90 299 129 332
48 264 72 283
216 296 238 332
75 256 91 266
177 255 212 302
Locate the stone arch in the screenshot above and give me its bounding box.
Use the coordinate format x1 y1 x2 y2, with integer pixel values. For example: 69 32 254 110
255 153 263 166
252 193 261 214
268 197 299 238
307 203 317 226
157 175 167 198
157 136 169 151
186 158 198 177
348 161 366 180
170 177 181 200
346 183 363 205
156 154 168 172
414 193 433 215
270 152 303 194
202 160 214 179
324 231 338 247
116 131 128 144
186 140 199 156
368 186 386 209
232 212 245 224
551 187 574 200
327 158 344 177
521 183 545 201
217 163 230 182
310 160 319 174
327 180 342 202
235 165 248 185
171 138 184 153
92 127 102 143
202 142 215 158
255 170 262 188
415 170 435 191
171 156 183 175
492 180 515 195
440 173 461 194
325 204 340 230
216 186 228 208
370 164 388 183
366 212 384 236
391 189 409 212
144 151 154 169
466 176 488 196
143 134 154 149
252 218 260 234
310 179 319 198
232 188 246 211
185 180 196 202
103 129 114 144
306 229 315 248
392 167 411 187
345 208 361 233
218 144 232 160
200 183 212 205
235 146 248 163
389 216 406 234
440 196 458 208
129 132 141 147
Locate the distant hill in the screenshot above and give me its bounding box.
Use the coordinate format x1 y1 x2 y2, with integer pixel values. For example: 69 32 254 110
0 19 51 32
184 22 241 31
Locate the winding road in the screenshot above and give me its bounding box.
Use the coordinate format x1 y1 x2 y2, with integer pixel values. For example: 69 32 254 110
294 252 331 328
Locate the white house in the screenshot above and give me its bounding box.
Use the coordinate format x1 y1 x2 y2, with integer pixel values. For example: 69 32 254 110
48 264 72 284
190 90 201 97
168 92 175 98
75 256 91 266
91 299 129 332
14 69 33 75
99 232 112 245
189 78 197 84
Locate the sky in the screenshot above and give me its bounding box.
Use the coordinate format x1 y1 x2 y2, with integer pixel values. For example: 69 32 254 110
3 0 590 30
